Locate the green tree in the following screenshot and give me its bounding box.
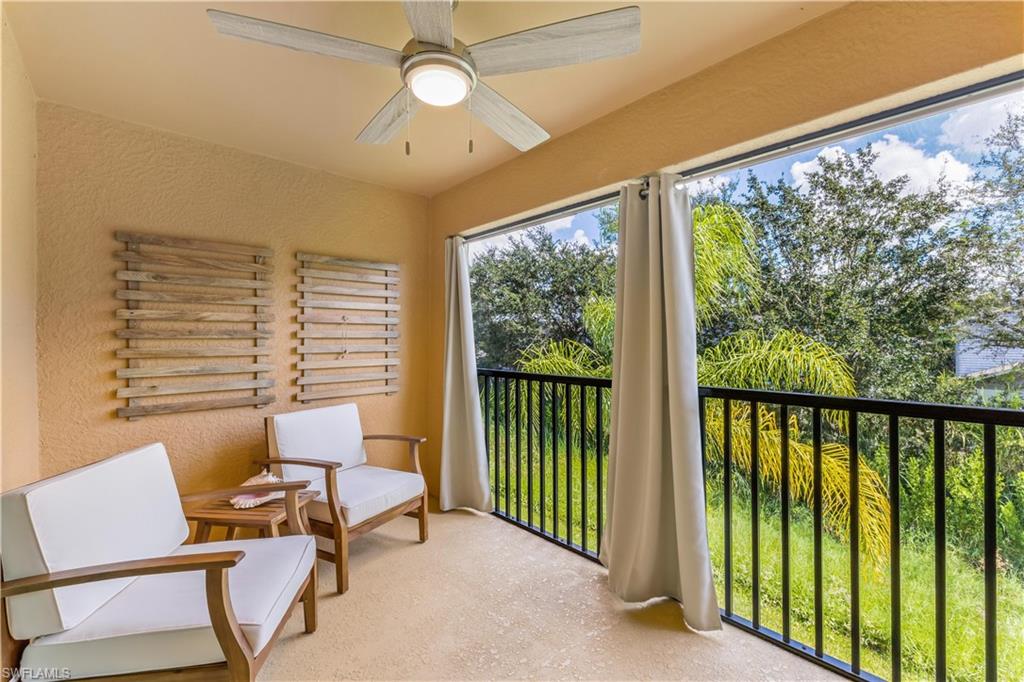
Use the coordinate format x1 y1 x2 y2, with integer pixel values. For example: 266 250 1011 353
966 112 1024 350
741 147 987 402
469 227 615 369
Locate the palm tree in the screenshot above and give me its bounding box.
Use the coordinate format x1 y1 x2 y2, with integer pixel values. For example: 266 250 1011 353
517 204 889 560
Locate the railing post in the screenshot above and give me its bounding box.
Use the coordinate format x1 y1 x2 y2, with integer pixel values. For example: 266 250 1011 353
504 377 511 516
780 403 791 643
984 423 997 682
934 418 946 682
552 382 559 540
889 414 901 682
849 410 860 673
527 379 534 530
540 381 547 534
724 398 733 617
813 406 823 657
580 385 588 553
596 386 604 555
565 382 573 547
751 400 760 629
515 377 522 521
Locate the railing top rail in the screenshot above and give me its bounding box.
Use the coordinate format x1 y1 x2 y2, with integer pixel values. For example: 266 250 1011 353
698 386 1024 427
477 368 1024 427
478 367 612 389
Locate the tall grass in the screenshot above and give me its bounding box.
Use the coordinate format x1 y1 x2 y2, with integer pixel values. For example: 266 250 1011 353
705 489 1024 680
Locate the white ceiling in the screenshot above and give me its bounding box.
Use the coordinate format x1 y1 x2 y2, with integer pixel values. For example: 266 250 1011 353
7 1 841 196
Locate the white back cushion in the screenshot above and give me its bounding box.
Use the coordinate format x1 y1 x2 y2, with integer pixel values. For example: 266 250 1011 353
1 443 188 640
267 404 367 481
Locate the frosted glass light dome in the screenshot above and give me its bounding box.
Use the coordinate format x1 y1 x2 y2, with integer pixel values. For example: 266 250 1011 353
406 62 471 107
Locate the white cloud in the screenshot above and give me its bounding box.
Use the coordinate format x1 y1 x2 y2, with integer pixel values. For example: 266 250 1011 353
869 134 972 194
467 232 514 261
789 136 972 196
686 173 732 196
939 91 1024 154
790 145 846 190
542 216 575 232
569 229 592 247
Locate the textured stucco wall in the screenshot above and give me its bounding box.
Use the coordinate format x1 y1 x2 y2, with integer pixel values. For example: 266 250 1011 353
421 1 1024 475
1 12 40 491
35 103 432 494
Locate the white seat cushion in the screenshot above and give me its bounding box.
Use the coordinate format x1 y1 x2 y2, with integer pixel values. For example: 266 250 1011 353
20 536 315 680
307 464 424 527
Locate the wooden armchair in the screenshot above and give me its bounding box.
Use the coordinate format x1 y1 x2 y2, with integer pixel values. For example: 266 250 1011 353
1 443 318 682
265 404 428 594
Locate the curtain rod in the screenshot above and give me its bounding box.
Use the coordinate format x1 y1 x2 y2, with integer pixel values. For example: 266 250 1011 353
459 69 1023 244
459 192 619 244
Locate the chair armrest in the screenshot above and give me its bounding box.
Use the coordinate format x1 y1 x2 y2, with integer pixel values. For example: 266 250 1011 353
180 480 311 504
1 551 245 598
363 434 427 444
255 457 343 471
364 435 426 477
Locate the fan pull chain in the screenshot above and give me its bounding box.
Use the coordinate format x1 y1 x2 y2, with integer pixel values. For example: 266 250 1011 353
467 92 474 154
405 89 411 156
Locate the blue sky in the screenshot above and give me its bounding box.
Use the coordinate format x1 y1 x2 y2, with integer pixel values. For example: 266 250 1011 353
470 87 1022 258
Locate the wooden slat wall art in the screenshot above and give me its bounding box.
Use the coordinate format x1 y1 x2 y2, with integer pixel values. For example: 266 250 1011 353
114 231 275 419
295 252 400 402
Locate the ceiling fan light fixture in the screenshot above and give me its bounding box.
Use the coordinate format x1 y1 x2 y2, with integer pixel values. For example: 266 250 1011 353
401 52 476 107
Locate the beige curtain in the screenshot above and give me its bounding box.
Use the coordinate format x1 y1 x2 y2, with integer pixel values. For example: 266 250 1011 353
440 236 493 512
600 175 721 631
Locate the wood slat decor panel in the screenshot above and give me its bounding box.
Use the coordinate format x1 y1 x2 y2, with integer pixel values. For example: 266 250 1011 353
114 231 275 419
295 252 400 403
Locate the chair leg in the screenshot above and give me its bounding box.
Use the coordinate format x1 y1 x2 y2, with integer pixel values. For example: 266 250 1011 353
418 494 429 543
334 523 349 594
194 521 212 544
302 563 317 634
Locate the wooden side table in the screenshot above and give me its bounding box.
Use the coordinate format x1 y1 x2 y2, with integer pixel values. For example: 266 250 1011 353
187 490 319 543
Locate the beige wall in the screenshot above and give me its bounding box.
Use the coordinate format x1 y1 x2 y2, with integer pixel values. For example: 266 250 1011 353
1 10 40 491
34 103 432 494
422 1 1024 479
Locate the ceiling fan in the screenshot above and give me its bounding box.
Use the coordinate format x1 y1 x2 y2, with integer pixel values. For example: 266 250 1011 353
207 2 640 153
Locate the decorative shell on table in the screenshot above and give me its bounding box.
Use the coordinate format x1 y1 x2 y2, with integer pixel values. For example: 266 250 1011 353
230 470 285 509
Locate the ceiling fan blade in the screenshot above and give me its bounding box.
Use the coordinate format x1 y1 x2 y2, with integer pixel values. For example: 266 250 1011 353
207 9 403 68
401 0 454 49
468 82 549 152
467 6 640 77
356 88 420 144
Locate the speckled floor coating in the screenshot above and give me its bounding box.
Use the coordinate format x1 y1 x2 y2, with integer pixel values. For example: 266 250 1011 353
260 509 835 681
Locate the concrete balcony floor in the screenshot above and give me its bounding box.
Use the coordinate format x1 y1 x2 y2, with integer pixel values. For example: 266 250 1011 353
262 509 835 680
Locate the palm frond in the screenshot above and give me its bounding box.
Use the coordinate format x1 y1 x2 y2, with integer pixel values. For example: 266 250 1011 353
699 329 855 396
692 204 761 327
582 295 616 362
518 339 610 378
705 402 890 561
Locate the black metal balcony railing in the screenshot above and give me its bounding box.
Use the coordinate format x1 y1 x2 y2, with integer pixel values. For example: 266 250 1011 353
477 367 1024 682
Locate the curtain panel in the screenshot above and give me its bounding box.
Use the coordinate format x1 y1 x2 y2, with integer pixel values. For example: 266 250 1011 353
440 236 492 512
600 175 721 631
